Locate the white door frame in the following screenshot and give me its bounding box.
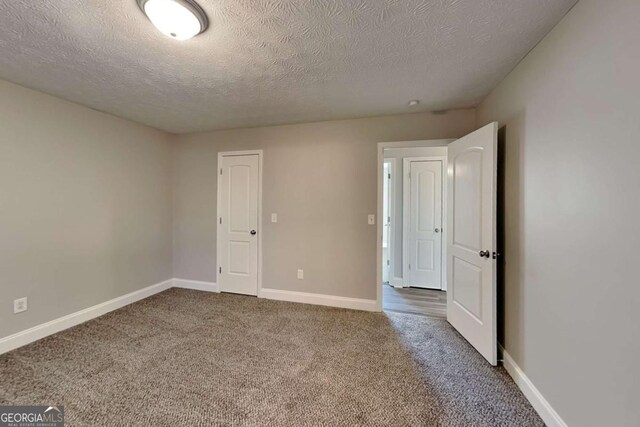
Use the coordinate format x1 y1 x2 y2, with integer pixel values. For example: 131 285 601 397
386 158 404 288
382 159 394 284
216 150 264 297
402 156 447 290
376 140 453 311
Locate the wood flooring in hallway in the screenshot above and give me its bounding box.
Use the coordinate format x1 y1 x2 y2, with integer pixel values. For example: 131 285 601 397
383 284 447 318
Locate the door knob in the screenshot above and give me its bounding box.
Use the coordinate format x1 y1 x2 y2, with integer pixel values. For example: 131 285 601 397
434 228 440 233
479 250 490 258
250 230 257 235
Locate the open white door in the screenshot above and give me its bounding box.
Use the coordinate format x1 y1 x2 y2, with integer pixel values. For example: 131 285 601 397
447 122 498 365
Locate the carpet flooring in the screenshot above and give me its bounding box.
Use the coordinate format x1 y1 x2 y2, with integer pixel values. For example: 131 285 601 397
0 289 543 426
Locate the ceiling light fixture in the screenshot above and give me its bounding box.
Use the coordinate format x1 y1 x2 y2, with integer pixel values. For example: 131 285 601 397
137 0 208 41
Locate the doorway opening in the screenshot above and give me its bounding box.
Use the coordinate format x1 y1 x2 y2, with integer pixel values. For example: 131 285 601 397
379 142 451 318
377 123 500 366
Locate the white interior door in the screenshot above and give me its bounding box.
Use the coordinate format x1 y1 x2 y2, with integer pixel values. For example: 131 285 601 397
405 160 443 289
447 122 498 365
218 154 260 296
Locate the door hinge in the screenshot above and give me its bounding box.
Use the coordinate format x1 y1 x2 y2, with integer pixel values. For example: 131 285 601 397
387 260 390 266
408 263 411 270
387 216 391 223
219 217 222 225
220 168 222 175
388 173 391 179
219 266 222 274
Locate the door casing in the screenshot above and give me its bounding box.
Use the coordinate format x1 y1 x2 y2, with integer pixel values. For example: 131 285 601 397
216 150 263 296
382 160 393 283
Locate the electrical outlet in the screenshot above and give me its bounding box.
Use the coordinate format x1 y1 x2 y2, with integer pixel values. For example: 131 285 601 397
297 269 304 280
368 214 375 225
271 213 278 223
13 297 27 314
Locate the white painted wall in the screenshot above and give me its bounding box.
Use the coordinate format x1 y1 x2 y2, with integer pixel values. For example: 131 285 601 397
478 0 640 425
0 80 173 339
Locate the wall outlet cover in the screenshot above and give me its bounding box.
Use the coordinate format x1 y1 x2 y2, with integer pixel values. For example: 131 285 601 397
271 213 278 223
368 214 375 225
13 297 28 314
297 269 304 279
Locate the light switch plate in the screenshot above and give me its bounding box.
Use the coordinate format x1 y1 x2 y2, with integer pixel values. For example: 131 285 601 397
297 269 303 280
271 213 278 223
368 214 375 225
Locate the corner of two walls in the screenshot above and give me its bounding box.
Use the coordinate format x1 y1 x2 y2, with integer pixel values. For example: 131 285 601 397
0 79 174 340
0 76 476 343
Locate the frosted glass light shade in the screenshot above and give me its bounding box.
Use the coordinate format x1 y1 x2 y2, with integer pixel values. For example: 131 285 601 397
138 0 208 40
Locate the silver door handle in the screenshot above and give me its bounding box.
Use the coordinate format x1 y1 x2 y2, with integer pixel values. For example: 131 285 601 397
250 230 257 235
434 228 440 233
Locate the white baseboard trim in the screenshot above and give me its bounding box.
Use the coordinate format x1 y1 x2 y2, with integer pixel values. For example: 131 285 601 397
0 279 381 356
0 279 173 356
500 346 567 427
259 288 377 312
172 278 219 293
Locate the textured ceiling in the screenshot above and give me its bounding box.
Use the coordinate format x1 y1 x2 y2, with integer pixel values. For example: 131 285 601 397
0 0 576 133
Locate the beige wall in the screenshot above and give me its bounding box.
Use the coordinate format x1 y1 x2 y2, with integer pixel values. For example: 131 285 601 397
0 80 173 339
477 0 640 425
172 111 476 300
